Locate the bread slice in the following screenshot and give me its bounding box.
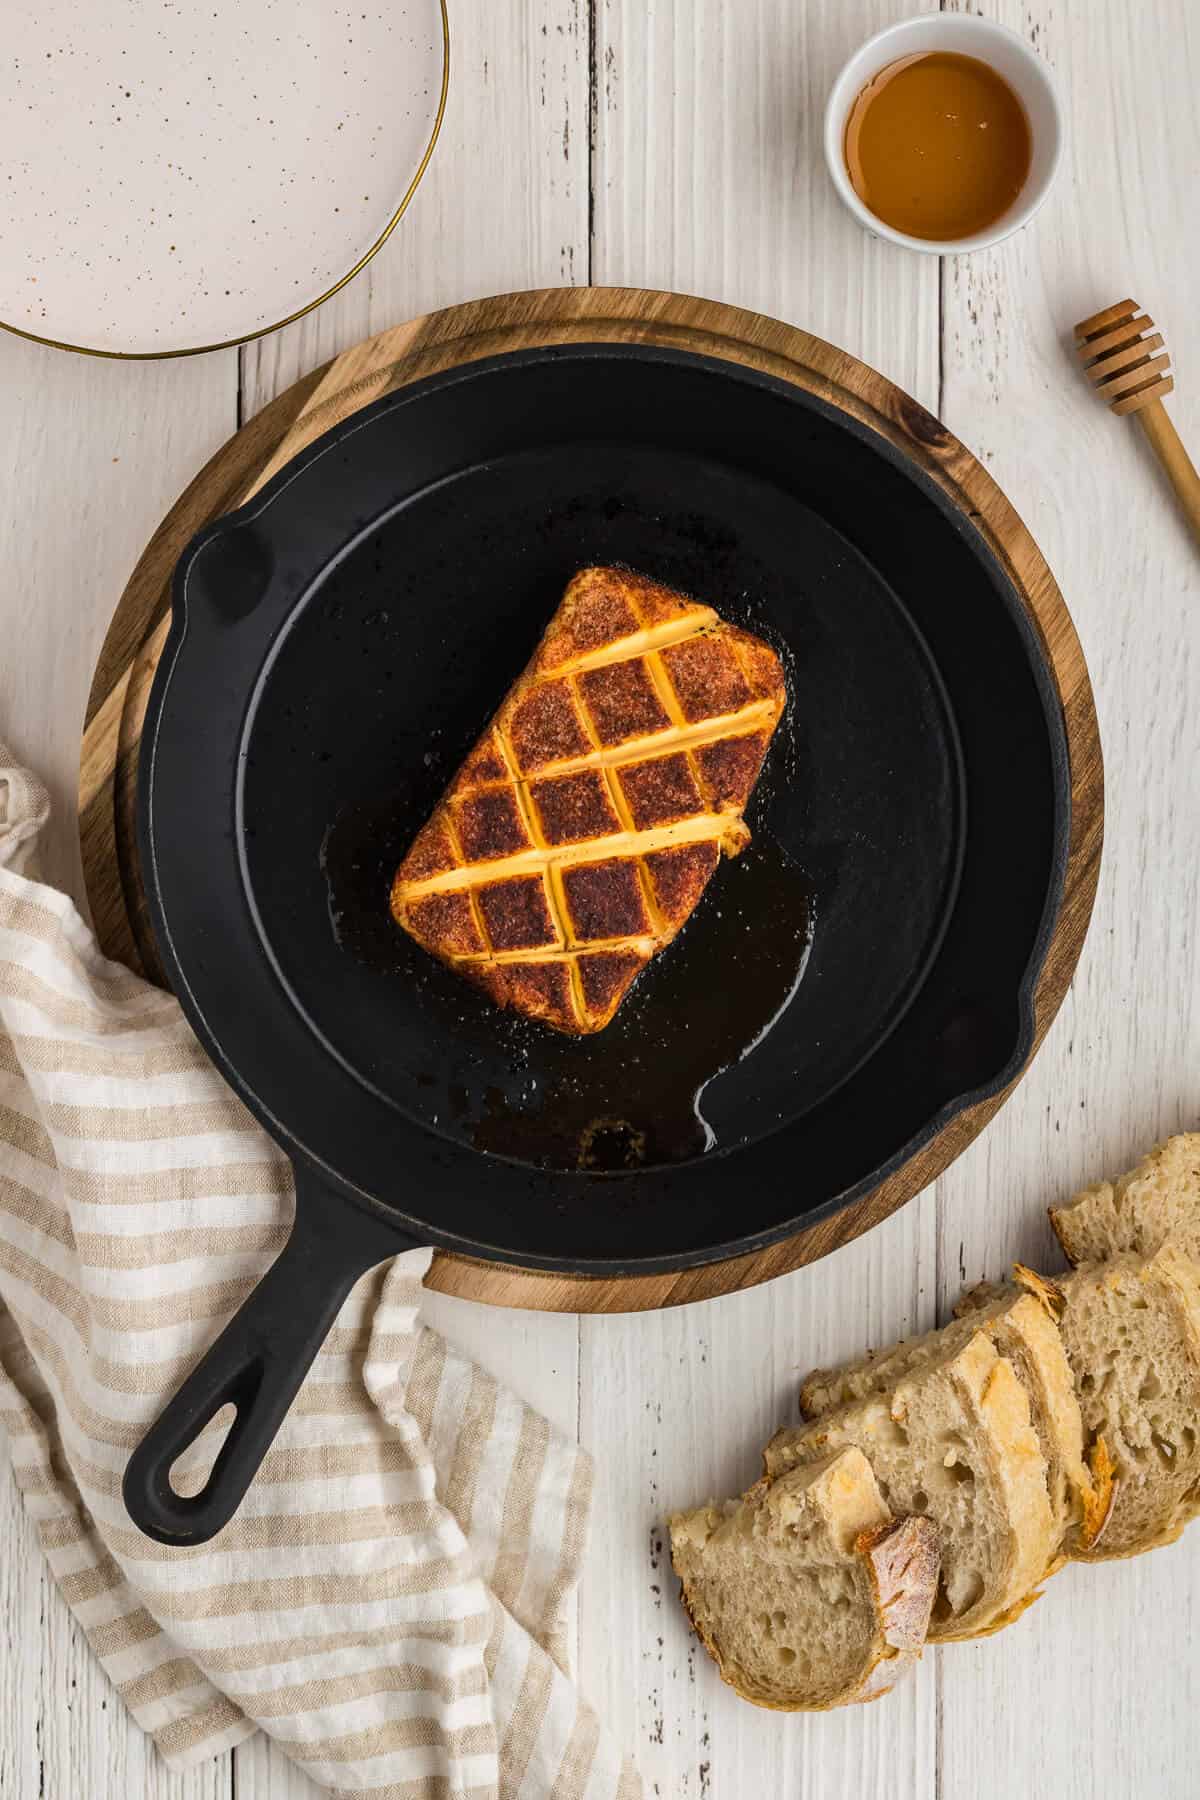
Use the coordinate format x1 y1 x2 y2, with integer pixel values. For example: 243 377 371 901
669 1448 940 1711
800 1282 1103 1550
1055 1241 1200 1559
1050 1134 1200 1266
765 1332 1055 1641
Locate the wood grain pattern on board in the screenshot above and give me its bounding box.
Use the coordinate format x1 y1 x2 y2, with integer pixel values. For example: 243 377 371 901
78 285 1103 1315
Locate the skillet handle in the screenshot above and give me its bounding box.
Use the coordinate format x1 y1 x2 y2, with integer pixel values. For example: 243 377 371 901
122 1172 412 1546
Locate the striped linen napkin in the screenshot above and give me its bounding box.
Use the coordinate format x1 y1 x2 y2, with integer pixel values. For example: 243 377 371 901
0 747 641 1800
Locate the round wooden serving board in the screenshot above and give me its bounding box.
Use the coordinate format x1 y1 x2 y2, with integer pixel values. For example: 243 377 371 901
79 286 1103 1313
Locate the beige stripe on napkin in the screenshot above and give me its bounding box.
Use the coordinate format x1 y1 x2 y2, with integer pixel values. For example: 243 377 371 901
0 749 640 1799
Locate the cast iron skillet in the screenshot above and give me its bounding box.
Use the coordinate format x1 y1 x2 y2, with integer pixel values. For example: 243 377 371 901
124 344 1069 1544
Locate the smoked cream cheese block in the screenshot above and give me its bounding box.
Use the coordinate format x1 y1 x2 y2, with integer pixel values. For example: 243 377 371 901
390 567 788 1033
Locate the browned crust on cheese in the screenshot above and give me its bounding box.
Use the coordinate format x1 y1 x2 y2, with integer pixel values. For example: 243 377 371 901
577 948 650 1020
616 752 704 829
475 875 559 952
560 857 650 943
644 842 721 931
508 681 592 771
530 770 621 845
694 732 772 811
406 891 485 957
578 658 672 743
391 567 787 1032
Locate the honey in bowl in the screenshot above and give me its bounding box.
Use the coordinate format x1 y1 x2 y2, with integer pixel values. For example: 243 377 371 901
845 51 1032 242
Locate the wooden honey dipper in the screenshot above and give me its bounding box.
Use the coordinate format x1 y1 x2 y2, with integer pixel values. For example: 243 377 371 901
1074 299 1200 546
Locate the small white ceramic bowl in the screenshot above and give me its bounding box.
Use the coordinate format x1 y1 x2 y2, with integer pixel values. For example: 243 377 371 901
824 13 1064 255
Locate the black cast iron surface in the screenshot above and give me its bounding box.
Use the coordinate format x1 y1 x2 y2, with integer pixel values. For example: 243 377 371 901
125 343 1070 1542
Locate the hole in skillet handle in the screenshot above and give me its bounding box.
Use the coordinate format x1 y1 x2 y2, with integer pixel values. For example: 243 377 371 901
169 1402 237 1497
121 1165 411 1546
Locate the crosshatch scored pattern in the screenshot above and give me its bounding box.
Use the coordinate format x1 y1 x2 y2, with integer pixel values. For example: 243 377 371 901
390 567 788 1034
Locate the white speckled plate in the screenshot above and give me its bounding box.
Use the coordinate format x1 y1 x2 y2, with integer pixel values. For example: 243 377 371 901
2 0 448 357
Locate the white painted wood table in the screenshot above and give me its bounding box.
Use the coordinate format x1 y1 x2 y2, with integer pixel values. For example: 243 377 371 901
2 1 1198 1794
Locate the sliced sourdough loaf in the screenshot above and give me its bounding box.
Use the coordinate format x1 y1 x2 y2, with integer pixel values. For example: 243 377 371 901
1054 1241 1200 1559
765 1332 1055 1641
669 1448 940 1711
799 1285 1098 1549
1050 1133 1200 1266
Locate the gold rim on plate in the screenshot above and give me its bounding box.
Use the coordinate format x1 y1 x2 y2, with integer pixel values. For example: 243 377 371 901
0 0 450 362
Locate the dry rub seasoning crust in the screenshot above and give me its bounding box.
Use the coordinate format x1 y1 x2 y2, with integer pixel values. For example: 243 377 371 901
391 566 788 1032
